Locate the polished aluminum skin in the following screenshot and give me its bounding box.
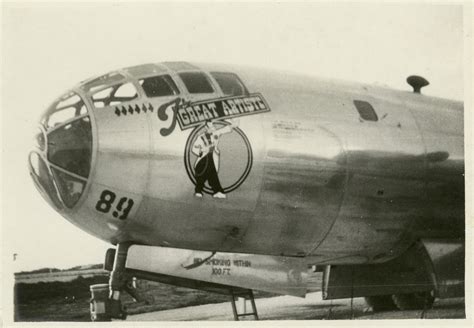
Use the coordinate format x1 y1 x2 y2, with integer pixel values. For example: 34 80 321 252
29 62 464 266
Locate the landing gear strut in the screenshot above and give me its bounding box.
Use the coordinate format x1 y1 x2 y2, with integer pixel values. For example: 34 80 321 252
90 243 131 321
107 242 130 320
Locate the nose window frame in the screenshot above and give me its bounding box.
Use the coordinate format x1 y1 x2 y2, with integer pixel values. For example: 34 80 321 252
28 151 64 210
47 116 92 178
90 82 138 108
43 92 89 131
33 92 93 209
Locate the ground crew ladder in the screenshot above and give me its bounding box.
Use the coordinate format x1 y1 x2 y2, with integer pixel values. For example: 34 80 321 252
229 289 259 321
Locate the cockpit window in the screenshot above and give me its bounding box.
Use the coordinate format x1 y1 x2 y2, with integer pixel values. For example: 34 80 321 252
211 72 248 96
48 107 77 127
44 93 88 130
57 94 82 108
51 168 86 208
33 92 92 210
29 152 63 210
47 116 92 178
92 87 113 101
91 82 138 108
178 72 214 94
354 100 378 122
115 83 138 98
139 75 179 97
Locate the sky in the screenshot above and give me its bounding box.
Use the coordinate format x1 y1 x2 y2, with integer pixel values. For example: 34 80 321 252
1 2 467 273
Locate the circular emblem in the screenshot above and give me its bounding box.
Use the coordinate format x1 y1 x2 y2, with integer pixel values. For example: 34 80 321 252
184 120 252 196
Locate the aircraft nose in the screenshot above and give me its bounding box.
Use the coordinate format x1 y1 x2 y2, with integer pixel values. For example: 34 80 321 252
28 92 93 210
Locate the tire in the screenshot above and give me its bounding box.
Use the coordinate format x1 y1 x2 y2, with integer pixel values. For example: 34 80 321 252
365 295 398 311
392 291 435 310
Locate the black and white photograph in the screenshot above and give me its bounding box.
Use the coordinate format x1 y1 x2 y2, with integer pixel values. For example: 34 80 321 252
1 1 472 325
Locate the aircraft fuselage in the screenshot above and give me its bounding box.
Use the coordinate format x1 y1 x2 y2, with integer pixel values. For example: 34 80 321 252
30 62 464 266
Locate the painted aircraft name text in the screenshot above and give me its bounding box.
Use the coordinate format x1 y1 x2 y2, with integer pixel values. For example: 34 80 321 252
177 94 269 129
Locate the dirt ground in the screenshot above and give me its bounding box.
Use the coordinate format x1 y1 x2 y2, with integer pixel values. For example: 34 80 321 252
14 273 465 322
14 276 275 321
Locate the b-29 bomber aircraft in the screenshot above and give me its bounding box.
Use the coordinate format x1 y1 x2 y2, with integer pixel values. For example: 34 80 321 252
29 62 464 320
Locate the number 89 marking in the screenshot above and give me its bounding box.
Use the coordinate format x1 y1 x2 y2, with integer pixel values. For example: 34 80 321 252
95 190 134 220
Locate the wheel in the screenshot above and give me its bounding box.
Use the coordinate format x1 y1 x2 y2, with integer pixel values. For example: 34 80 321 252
365 295 398 311
392 291 435 310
